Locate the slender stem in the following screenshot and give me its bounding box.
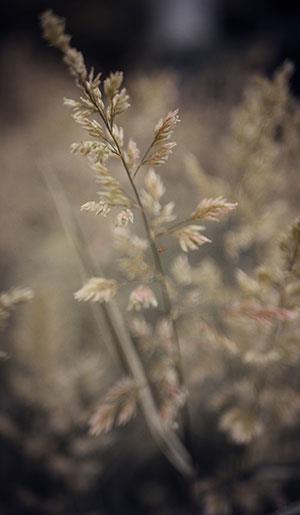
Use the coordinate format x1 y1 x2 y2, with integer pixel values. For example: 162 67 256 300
90 96 184 363
133 139 155 178
107 295 196 479
156 217 194 237
108 129 193 451
41 163 127 369
115 135 185 370
87 89 194 454
42 161 196 478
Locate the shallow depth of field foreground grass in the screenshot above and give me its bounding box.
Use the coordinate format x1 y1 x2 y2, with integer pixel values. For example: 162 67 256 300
1 8 300 515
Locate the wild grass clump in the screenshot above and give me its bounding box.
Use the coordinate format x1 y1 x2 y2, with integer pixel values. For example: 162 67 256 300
26 9 300 514
40 10 239 482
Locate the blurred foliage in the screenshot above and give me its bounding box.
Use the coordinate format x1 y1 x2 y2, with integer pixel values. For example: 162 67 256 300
1 37 300 514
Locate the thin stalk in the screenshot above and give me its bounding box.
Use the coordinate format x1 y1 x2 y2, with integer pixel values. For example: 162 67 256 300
87 92 194 450
89 96 186 378
104 121 194 454
133 139 155 178
156 217 194 237
41 161 196 479
41 162 127 369
106 295 196 479
78 81 195 459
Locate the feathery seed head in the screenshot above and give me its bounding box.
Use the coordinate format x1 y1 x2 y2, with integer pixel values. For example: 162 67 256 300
144 142 177 167
89 378 137 436
128 285 158 311
220 408 264 444
41 10 70 50
175 225 211 252
145 169 166 200
74 278 118 303
104 71 124 97
125 139 140 171
116 209 134 228
154 109 180 142
192 197 238 222
80 200 111 216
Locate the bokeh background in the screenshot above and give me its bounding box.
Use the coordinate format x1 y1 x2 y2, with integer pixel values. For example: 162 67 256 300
1 1 300 515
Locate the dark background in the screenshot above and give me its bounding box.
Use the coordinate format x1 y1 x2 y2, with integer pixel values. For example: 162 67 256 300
2 0 300 84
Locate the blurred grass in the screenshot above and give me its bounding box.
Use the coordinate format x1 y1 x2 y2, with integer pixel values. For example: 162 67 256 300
1 39 300 514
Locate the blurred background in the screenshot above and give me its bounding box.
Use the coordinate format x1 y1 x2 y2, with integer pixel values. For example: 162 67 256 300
2 0 300 74
1 1 300 514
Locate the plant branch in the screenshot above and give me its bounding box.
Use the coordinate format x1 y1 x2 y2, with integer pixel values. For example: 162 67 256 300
88 93 186 378
133 139 155 178
41 161 196 478
104 119 194 455
155 217 194 237
85 88 193 450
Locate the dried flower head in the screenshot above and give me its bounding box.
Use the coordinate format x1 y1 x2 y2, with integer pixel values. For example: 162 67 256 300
154 109 180 143
145 168 166 201
140 110 180 168
141 169 166 216
81 200 111 216
116 209 134 228
229 300 298 326
89 377 137 436
74 278 118 303
118 254 153 282
199 322 239 355
41 11 87 85
113 227 152 280
152 202 177 230
192 197 238 222
83 160 134 216
220 407 264 444
159 384 187 428
128 285 158 311
40 10 71 51
144 142 177 167
104 71 124 98
125 138 140 172
175 225 211 252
